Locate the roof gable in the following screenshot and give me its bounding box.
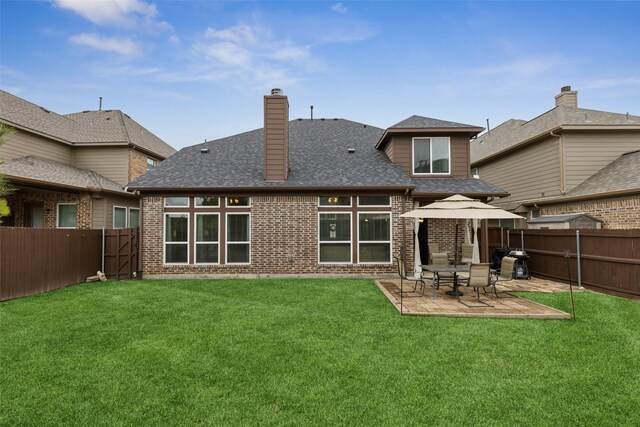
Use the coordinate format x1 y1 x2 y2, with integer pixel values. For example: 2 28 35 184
390 115 478 129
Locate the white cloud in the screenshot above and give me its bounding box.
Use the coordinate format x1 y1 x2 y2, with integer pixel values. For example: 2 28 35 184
69 33 142 56
195 42 253 67
54 0 171 31
331 3 348 14
205 24 257 44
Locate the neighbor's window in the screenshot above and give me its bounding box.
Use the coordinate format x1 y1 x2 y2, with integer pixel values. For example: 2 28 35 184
358 196 390 206
57 203 77 228
319 196 351 206
471 167 479 177
165 197 189 207
227 213 250 263
165 213 188 264
413 137 450 174
147 158 157 170
195 196 219 207
319 213 351 263
530 209 540 219
226 197 250 207
129 208 140 228
358 213 391 263
113 206 127 228
195 214 219 264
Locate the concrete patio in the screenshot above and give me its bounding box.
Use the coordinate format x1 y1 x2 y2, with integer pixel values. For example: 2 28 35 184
376 276 576 319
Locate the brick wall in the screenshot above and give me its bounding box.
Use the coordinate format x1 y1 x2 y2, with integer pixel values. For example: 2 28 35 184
5 189 91 229
128 149 151 183
142 195 415 277
541 196 640 229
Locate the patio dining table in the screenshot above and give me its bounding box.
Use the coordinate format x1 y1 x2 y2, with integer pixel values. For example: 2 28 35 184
422 264 470 297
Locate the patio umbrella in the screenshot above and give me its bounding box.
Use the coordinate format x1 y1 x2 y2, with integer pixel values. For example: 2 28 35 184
400 195 523 263
413 218 422 275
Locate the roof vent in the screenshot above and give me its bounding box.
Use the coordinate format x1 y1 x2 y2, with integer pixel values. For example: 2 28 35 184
200 148 209 154
347 148 355 154
271 88 283 96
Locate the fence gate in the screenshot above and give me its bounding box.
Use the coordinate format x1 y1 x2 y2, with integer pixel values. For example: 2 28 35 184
104 228 139 280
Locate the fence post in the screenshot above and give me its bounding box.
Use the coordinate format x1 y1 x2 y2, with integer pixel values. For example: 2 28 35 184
500 227 504 247
521 230 525 250
101 227 105 273
576 230 582 289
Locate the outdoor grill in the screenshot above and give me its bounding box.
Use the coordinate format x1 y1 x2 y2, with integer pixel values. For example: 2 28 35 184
508 250 530 279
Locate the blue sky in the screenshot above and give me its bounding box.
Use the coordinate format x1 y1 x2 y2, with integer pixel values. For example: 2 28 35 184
1 1 639 150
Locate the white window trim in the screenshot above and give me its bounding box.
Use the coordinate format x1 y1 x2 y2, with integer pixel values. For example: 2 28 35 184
412 136 451 176
318 196 352 207
357 196 391 207
164 197 190 208
318 212 352 265
357 212 392 264
113 206 128 229
225 212 251 265
128 207 140 228
225 197 251 208
163 212 190 265
194 212 220 265
56 203 78 229
194 196 220 208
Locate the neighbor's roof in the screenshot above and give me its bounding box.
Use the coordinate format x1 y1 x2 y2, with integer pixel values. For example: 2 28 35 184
528 213 601 224
566 150 640 197
1 156 129 194
0 90 175 158
471 107 640 164
129 118 507 196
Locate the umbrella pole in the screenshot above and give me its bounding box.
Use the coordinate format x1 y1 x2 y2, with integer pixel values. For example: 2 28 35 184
454 223 459 267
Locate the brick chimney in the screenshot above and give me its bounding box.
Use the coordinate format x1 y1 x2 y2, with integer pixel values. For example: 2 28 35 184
555 86 578 108
263 88 289 181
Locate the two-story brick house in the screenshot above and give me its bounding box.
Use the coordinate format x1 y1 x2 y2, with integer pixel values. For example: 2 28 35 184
128 89 507 277
0 90 176 229
470 87 640 229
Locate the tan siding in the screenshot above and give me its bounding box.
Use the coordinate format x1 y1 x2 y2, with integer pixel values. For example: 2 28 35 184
73 146 129 186
450 135 470 177
563 131 640 191
477 137 561 203
0 129 72 164
98 196 139 229
91 198 106 229
383 141 394 161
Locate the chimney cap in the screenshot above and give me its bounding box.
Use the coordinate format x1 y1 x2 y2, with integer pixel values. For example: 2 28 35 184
561 85 572 92
271 88 283 96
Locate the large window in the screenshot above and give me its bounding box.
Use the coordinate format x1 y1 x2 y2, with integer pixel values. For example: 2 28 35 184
196 214 219 264
358 213 391 263
57 203 77 228
113 206 127 229
319 213 351 263
413 137 450 174
227 214 250 263
165 213 189 264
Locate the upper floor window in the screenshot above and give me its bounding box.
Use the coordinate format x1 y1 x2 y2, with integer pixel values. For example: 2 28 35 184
413 137 450 175
471 167 479 178
147 158 157 170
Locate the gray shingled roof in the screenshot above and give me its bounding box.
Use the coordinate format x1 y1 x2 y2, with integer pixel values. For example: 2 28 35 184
1 156 127 193
390 115 479 129
411 178 509 196
0 90 175 158
566 150 640 197
129 119 412 189
471 106 640 163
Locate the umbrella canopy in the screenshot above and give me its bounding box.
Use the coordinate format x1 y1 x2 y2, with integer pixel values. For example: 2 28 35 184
399 195 524 220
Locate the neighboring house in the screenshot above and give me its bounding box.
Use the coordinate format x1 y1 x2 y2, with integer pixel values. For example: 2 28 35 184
128 89 507 278
0 90 176 229
470 86 640 229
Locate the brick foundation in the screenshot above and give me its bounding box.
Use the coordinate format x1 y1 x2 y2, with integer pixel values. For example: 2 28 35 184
541 196 640 229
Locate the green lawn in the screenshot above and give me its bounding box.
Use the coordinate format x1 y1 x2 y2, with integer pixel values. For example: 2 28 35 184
1 279 639 426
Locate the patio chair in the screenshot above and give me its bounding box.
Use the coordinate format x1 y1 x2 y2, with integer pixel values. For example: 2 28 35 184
428 243 440 262
431 252 455 290
394 256 426 297
460 243 474 265
489 256 518 298
459 263 493 307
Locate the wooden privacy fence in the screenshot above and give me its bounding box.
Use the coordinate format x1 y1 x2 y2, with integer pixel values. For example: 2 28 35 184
487 228 640 298
0 227 139 301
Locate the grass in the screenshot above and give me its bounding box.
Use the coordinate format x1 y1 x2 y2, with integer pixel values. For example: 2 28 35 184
1 279 639 426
